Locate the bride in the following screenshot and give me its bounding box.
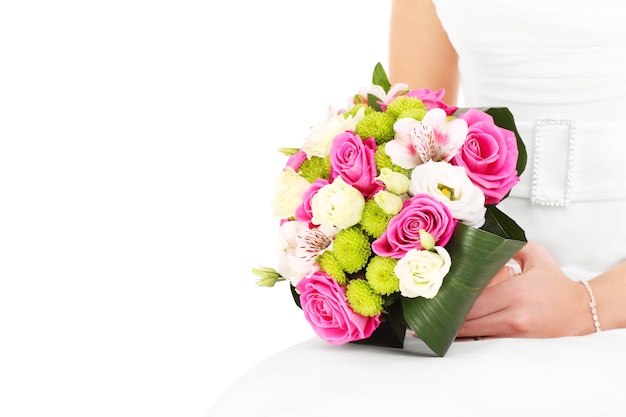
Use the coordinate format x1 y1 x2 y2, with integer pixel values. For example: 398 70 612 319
388 0 626 337
207 1 626 415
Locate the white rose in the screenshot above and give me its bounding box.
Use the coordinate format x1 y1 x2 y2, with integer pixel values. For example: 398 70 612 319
409 160 486 228
395 247 451 299
376 167 410 195
301 107 364 158
311 176 365 229
271 167 311 219
373 190 404 215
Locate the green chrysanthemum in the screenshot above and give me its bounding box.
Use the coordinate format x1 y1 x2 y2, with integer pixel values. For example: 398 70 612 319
360 199 393 239
318 251 347 285
333 227 372 273
397 107 427 121
374 146 412 176
366 256 400 295
385 96 427 120
346 279 384 317
355 111 395 145
343 103 374 119
298 155 330 183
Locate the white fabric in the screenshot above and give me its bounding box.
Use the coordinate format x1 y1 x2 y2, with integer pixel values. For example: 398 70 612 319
207 330 626 417
208 3 626 416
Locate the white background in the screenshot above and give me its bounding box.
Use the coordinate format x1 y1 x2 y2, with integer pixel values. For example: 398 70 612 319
0 1 390 416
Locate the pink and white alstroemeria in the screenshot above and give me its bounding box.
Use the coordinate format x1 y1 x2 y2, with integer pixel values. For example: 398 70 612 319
276 221 335 286
385 108 469 169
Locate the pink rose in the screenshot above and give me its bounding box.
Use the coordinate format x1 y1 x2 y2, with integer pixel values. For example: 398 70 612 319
372 193 457 259
329 131 381 198
295 178 329 224
296 271 380 345
405 88 458 115
453 109 520 205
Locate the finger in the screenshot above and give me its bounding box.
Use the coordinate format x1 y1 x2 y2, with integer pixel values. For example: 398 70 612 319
486 265 515 288
457 310 517 338
512 241 545 271
466 275 521 320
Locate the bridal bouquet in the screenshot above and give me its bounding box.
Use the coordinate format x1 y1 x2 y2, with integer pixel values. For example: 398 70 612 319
253 63 527 356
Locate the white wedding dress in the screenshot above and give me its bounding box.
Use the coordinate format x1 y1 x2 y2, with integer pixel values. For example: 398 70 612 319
435 0 626 279
207 2 626 416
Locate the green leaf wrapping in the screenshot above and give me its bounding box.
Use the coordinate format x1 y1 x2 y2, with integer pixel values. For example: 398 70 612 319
401 208 527 357
352 299 406 349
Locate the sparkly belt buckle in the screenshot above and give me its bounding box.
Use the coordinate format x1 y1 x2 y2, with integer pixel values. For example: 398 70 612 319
530 118 576 207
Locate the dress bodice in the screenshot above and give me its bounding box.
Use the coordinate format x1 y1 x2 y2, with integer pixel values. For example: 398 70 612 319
432 1 626 121
432 1 626 277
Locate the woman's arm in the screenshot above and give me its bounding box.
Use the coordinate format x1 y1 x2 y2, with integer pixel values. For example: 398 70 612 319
388 0 460 104
590 261 626 331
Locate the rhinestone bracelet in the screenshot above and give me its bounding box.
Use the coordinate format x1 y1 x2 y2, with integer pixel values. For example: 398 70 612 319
579 280 601 333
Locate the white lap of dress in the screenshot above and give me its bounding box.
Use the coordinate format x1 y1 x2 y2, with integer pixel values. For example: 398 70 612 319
433 0 626 278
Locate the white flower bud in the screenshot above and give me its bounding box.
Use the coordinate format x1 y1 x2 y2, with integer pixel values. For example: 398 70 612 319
376 167 411 195
373 190 404 215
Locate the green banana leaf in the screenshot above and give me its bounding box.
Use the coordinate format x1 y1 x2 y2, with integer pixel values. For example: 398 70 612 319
401 205 527 356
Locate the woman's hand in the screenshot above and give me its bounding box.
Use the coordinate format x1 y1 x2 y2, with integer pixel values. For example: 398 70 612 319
457 242 595 339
